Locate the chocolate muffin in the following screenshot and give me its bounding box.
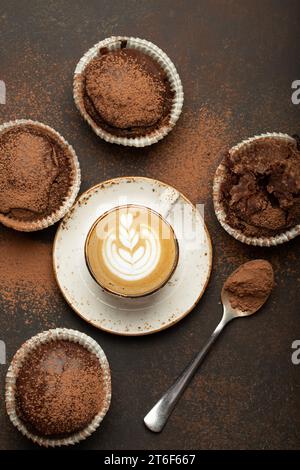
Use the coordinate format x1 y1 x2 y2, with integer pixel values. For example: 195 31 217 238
220 137 300 237
82 47 174 138
0 122 79 229
15 340 106 437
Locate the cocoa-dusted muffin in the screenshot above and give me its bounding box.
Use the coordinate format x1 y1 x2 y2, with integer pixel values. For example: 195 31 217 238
15 340 105 437
0 121 80 231
82 47 174 138
220 137 300 238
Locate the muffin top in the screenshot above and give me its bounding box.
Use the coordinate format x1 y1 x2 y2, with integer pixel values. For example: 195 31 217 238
83 48 173 137
15 340 105 437
220 138 300 237
0 125 72 222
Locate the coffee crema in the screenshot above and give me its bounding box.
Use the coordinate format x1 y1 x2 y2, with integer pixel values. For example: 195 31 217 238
85 205 179 297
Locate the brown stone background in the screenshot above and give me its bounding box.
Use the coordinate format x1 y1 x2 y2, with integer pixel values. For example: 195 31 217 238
0 0 300 450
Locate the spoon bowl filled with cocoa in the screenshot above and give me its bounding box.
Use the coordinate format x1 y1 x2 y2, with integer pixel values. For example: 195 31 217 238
221 259 274 317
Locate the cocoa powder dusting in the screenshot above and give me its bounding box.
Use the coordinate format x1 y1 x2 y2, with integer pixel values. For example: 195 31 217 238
1 45 76 129
224 260 274 312
0 125 72 222
85 49 167 129
16 340 105 436
0 230 61 328
147 107 231 203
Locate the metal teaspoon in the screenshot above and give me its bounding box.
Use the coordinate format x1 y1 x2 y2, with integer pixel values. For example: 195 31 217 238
144 261 274 433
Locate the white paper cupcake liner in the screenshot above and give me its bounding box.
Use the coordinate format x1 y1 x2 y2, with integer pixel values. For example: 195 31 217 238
73 36 184 147
5 328 111 447
213 132 300 247
0 119 81 232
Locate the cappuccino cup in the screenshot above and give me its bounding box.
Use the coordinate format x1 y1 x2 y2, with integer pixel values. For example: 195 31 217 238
85 205 179 298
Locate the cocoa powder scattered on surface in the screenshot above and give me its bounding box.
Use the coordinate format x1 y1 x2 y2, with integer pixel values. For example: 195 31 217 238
223 259 274 312
0 229 61 328
147 107 231 204
1 45 76 129
16 340 105 436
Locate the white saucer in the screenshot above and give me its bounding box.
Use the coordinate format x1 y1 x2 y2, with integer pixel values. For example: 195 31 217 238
53 177 212 336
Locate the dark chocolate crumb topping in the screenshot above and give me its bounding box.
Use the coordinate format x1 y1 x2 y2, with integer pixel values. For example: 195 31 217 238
220 138 300 237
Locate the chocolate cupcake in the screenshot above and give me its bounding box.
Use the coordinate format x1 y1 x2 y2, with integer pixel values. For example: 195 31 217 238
5 329 111 447
0 120 81 231
213 133 300 246
74 36 183 146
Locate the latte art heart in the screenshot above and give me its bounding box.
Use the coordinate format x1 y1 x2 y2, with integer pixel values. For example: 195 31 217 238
103 217 161 281
85 205 179 297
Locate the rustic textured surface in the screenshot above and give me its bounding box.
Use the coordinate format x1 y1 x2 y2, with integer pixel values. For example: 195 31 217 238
0 0 300 450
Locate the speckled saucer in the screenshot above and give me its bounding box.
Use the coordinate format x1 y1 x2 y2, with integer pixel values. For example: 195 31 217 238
53 177 212 336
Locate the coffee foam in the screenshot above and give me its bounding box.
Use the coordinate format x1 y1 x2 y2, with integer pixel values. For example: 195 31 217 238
85 205 178 297
103 213 161 281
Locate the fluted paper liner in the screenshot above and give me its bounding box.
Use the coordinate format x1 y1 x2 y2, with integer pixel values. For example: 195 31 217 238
73 36 184 147
5 328 111 447
0 120 81 232
213 132 300 247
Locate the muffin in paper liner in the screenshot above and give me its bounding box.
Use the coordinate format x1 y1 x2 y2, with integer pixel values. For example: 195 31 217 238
213 132 300 247
0 119 81 232
5 328 112 447
73 36 184 147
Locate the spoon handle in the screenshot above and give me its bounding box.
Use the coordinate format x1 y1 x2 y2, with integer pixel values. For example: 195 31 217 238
144 315 229 433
